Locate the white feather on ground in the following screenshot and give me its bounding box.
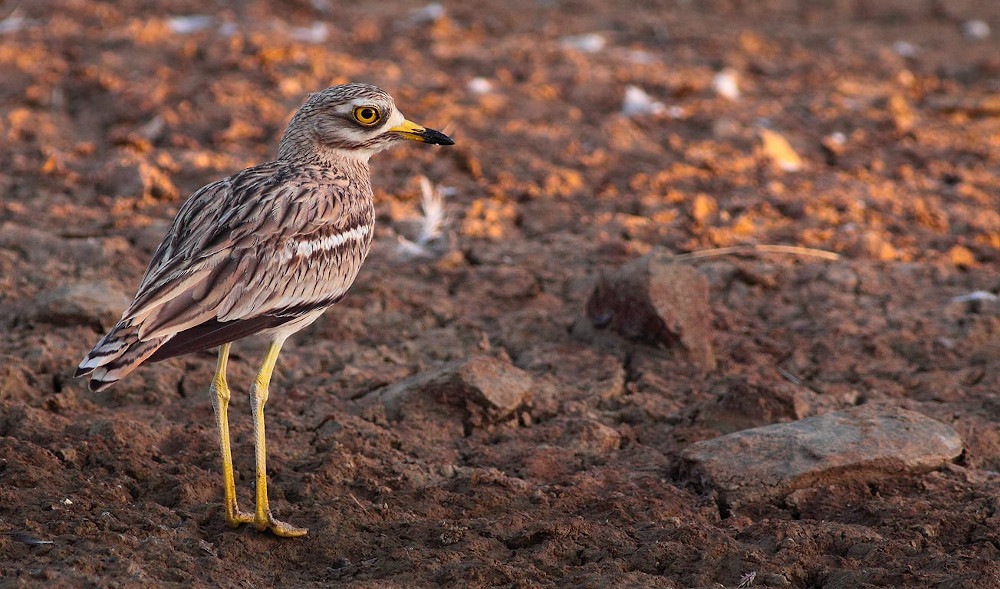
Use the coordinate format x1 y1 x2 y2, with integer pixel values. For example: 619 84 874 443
395 176 454 260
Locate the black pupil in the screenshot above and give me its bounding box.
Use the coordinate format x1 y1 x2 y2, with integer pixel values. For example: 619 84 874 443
361 108 375 121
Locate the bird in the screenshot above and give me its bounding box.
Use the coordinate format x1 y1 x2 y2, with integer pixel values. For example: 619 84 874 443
75 83 454 537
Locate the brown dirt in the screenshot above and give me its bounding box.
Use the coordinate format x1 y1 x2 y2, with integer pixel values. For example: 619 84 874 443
3 1 1000 587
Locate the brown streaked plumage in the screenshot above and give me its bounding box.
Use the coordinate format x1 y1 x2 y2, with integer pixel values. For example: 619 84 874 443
76 83 454 537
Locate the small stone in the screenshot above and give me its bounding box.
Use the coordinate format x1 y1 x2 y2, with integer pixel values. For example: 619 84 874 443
712 68 740 100
944 290 1000 320
31 280 129 329
409 3 445 24
821 131 847 161
586 247 715 372
947 244 975 267
758 129 803 172
689 193 718 225
360 355 533 427
681 405 963 509
889 94 915 133
893 40 919 58
166 15 214 35
621 85 666 117
560 418 621 454
560 33 606 53
962 20 990 40
467 77 493 95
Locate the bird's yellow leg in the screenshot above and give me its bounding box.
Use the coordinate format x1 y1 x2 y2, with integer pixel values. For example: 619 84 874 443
249 339 308 537
209 343 254 528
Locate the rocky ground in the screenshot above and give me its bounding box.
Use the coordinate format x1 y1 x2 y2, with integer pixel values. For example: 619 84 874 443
3 1 1000 587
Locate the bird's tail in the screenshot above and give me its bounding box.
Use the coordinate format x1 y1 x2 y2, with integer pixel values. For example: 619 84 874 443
75 320 171 392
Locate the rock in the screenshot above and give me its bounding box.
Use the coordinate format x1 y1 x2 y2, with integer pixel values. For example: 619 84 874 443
962 20 990 40
31 280 129 329
359 355 533 427
758 128 803 172
559 418 621 454
621 85 666 117
586 247 716 371
821 131 847 164
711 68 740 100
560 33 606 53
889 94 915 134
694 373 812 434
681 405 963 509
947 244 975 267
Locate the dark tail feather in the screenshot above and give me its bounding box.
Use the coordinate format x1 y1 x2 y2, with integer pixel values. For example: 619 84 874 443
76 322 171 391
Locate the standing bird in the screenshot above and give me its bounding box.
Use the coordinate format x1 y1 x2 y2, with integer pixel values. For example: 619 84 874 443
76 83 454 537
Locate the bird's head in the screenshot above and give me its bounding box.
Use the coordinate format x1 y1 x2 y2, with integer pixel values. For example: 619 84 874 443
278 83 454 162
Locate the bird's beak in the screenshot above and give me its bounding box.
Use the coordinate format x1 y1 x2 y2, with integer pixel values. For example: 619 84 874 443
389 120 454 145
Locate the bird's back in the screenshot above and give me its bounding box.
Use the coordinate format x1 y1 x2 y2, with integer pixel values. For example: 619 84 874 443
77 158 375 391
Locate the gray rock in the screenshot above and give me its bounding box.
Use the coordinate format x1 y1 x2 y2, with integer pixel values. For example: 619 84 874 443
586 247 715 371
359 355 533 427
31 281 129 329
681 404 963 509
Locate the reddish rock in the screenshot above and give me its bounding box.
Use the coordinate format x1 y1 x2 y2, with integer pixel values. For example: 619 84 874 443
586 247 715 371
559 418 622 454
359 354 533 427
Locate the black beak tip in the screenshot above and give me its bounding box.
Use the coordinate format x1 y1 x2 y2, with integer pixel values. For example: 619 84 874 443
423 128 455 146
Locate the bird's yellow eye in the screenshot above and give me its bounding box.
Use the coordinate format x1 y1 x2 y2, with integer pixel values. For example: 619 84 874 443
353 106 381 126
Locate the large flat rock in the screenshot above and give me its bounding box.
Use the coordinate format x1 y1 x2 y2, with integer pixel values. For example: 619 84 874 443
681 405 964 509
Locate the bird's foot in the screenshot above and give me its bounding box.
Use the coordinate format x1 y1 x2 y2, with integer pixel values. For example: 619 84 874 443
224 505 307 537
255 508 308 538
224 507 255 529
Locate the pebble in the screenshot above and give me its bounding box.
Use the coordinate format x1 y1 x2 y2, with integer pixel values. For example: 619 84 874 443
560 33 606 53
621 85 666 117
758 129 803 172
586 247 715 372
681 405 963 509
711 68 740 100
290 23 329 44
889 94 915 133
467 77 493 95
893 40 919 58
409 3 445 25
962 20 990 40
559 418 621 454
166 15 213 35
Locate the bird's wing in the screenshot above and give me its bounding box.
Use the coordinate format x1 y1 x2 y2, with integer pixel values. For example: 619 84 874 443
121 162 374 342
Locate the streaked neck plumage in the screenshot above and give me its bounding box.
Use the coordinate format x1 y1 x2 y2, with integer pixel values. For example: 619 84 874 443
276 125 376 170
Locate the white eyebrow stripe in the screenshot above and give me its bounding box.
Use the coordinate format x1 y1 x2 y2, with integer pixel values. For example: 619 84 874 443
288 224 371 259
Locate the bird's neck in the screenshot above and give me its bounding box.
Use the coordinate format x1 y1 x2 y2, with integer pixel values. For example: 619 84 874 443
276 127 374 169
